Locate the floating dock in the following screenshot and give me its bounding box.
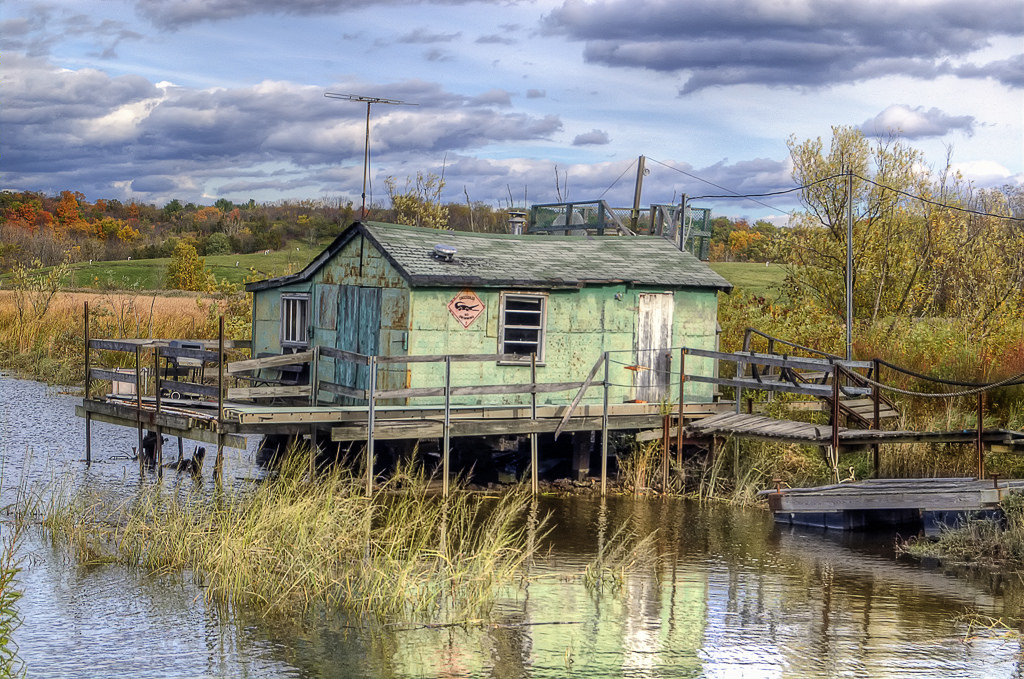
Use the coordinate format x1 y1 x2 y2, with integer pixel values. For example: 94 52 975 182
763 477 1024 534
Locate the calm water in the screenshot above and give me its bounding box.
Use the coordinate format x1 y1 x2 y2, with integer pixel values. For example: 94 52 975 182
3 374 1024 678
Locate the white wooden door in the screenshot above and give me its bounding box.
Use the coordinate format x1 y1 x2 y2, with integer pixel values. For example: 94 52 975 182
636 292 674 402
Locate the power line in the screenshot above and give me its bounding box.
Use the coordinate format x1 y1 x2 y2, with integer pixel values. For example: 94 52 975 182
598 159 638 200
648 160 1023 225
646 157 800 216
853 172 1024 223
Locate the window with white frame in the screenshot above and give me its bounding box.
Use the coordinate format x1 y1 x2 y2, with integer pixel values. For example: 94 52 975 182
499 292 547 362
281 294 310 348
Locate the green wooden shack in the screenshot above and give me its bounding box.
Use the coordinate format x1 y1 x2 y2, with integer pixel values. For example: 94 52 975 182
245 220 732 408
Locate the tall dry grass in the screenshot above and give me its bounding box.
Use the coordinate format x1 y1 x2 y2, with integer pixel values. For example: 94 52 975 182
0 290 246 384
38 456 537 622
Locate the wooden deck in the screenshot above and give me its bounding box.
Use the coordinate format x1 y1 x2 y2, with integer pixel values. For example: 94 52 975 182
763 477 1024 532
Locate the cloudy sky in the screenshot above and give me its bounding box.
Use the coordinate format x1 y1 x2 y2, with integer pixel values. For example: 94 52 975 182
2 0 1022 221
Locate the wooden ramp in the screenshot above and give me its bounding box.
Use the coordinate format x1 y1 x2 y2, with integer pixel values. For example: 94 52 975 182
763 477 1024 533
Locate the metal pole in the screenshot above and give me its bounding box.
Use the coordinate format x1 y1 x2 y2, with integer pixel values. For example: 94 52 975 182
361 101 371 219
846 171 854 361
443 355 452 498
601 352 609 497
84 301 92 465
366 355 377 496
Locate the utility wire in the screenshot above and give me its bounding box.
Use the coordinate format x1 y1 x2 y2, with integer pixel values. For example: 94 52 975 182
853 172 1024 223
599 159 638 200
647 156 801 216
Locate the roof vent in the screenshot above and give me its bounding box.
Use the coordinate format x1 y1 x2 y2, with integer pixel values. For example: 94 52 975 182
433 244 457 262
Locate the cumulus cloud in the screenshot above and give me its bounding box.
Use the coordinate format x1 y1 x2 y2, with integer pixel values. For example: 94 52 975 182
135 0 498 29
572 129 610 145
543 0 1024 93
0 57 564 204
860 105 976 139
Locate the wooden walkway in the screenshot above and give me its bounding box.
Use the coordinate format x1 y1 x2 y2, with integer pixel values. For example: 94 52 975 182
763 477 1024 533
687 412 1024 450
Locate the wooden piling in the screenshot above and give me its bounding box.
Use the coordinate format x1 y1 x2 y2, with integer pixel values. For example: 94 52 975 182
84 302 92 465
530 353 538 495
443 355 452 498
872 358 881 477
676 348 686 467
135 344 143 474
365 355 377 497
977 392 985 479
154 345 163 477
215 316 225 482
600 352 609 497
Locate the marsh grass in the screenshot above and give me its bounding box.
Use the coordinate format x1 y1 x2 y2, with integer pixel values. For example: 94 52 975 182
899 492 1024 568
0 461 26 679
38 457 538 622
582 523 660 594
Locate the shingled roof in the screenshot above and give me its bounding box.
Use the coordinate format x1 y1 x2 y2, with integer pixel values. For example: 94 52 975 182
246 221 733 292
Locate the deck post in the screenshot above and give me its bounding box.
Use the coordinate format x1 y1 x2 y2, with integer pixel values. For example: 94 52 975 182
154 345 163 477
831 363 841 481
661 352 671 491
872 358 881 477
601 352 609 497
366 355 377 497
443 355 452 498
310 345 320 478
215 316 225 482
530 353 538 495
977 392 985 479
84 302 91 465
135 344 144 474
677 348 686 469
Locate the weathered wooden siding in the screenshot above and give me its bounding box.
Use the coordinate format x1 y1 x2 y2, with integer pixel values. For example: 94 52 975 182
406 285 719 406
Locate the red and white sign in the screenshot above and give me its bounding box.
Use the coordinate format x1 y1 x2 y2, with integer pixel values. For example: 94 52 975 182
447 289 485 328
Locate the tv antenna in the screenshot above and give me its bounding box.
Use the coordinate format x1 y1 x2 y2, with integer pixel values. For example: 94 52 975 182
324 92 419 219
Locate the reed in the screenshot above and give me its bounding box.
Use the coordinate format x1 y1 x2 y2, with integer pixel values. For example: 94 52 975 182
0 463 26 679
37 456 537 622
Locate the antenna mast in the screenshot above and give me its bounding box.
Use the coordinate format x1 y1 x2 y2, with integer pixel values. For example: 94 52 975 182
324 92 418 219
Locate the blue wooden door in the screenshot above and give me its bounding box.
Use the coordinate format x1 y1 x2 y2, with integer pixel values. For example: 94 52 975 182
336 285 382 403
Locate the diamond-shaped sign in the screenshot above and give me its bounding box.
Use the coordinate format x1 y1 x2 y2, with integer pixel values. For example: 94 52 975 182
447 289 485 328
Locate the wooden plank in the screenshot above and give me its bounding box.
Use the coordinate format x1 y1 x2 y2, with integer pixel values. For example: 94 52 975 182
90 368 137 384
227 385 311 400
160 379 220 398
89 339 150 352
227 350 314 375
317 381 368 400
160 346 220 362
317 347 370 365
685 347 872 371
75 406 245 448
554 355 606 440
331 413 667 441
686 374 871 398
374 381 587 401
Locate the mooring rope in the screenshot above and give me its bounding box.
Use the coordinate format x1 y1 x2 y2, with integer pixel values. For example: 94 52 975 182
855 369 1024 399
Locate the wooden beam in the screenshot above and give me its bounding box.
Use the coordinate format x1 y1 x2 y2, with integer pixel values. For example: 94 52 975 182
75 405 246 448
227 350 314 374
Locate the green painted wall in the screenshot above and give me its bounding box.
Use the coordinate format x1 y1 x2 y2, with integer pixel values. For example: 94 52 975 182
406 285 719 406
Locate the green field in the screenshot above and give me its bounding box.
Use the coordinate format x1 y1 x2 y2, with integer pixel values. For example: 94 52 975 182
62 240 327 290
709 262 787 299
